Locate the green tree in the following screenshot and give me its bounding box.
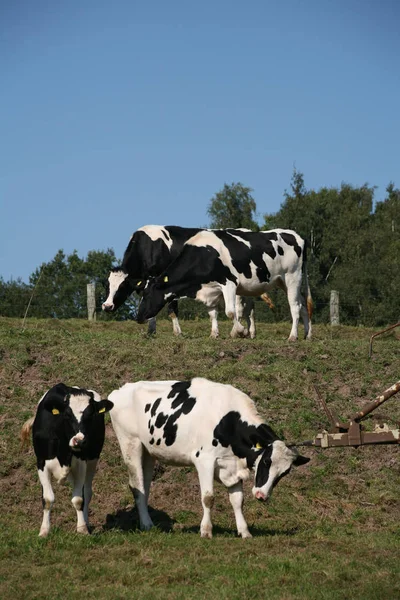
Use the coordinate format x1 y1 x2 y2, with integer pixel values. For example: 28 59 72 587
0 277 32 317
26 248 137 320
207 182 259 230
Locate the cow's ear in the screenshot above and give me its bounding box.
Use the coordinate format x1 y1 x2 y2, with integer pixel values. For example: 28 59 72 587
45 397 66 415
95 400 114 414
293 454 310 467
132 279 146 292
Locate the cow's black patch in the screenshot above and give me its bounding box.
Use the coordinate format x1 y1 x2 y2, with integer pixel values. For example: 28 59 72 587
155 412 168 428
156 439 161 445
151 398 162 417
213 411 279 468
212 439 218 447
196 451 200 457
149 438 154 445
255 445 273 488
145 403 151 413
137 243 238 322
147 381 198 447
150 425 154 435
278 245 284 256
280 232 302 257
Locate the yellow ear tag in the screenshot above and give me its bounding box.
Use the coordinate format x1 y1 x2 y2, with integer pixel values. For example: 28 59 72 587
137 281 142 286
163 276 168 282
256 443 263 450
98 407 106 413
52 408 60 415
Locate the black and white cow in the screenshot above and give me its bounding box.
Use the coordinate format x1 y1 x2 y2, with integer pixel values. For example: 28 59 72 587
137 228 313 341
109 377 309 538
102 225 271 338
21 383 113 537
102 225 202 335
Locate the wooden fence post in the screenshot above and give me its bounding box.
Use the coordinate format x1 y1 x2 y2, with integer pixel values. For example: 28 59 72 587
87 283 96 321
330 290 340 326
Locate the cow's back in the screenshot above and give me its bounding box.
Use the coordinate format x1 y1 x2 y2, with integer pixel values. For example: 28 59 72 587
109 378 263 464
122 225 203 277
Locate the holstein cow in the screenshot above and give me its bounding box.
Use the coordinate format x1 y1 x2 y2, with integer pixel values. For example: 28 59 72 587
21 383 113 537
137 228 313 341
102 224 272 338
109 377 310 538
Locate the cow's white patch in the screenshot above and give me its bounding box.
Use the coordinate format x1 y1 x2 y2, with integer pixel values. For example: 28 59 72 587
139 225 173 249
69 394 91 423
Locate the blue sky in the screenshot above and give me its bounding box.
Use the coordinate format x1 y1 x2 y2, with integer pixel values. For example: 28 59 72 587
1 0 399 282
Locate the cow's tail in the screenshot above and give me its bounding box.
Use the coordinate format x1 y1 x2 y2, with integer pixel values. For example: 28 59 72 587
21 416 34 449
303 242 313 322
260 293 275 310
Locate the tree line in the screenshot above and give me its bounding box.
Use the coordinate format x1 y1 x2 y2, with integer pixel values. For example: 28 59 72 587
1 172 399 326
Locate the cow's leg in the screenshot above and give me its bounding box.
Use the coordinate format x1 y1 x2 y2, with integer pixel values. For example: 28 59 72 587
208 308 219 338
70 458 89 534
223 285 245 338
286 276 302 342
228 481 252 539
82 459 98 527
300 296 312 340
194 460 215 538
142 449 155 504
119 437 154 530
38 464 55 537
168 300 182 336
147 318 157 335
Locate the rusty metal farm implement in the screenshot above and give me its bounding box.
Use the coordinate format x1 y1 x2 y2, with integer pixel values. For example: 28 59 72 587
295 380 400 449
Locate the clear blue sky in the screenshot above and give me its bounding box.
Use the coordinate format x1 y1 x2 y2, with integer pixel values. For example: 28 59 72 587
1 0 399 282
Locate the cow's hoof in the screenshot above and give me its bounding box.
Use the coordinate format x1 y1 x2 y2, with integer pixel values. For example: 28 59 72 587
210 333 219 339
288 336 298 342
240 530 253 539
200 530 213 539
39 529 49 538
77 525 90 535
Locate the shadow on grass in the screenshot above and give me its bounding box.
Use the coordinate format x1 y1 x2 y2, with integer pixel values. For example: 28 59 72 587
180 524 301 538
103 505 175 533
103 507 300 538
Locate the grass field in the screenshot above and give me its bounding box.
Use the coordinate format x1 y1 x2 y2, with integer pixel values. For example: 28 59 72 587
0 317 399 599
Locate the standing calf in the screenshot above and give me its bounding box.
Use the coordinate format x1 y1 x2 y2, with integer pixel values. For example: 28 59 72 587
21 383 113 537
109 377 309 538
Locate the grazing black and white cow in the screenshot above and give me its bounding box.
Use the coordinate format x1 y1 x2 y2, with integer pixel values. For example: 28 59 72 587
137 228 313 341
102 225 202 335
102 224 271 338
109 378 309 538
21 383 113 537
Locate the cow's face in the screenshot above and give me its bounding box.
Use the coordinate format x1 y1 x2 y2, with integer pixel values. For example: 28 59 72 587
46 391 113 451
252 440 309 502
136 278 170 323
102 268 137 312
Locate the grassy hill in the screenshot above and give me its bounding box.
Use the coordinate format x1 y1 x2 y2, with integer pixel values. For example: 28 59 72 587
0 317 399 599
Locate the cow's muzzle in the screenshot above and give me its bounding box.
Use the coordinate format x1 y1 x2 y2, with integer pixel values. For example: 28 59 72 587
102 303 115 312
69 433 85 450
253 489 268 502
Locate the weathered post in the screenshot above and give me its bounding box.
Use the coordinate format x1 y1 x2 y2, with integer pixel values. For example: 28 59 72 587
87 283 96 321
330 290 339 326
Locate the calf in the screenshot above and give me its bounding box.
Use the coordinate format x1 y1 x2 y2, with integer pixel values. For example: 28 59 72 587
21 383 113 537
109 377 309 538
137 228 313 341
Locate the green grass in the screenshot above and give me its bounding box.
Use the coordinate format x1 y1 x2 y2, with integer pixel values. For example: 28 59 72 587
0 317 399 599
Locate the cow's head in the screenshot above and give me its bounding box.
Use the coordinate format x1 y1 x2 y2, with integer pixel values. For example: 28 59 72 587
252 440 309 502
136 276 172 323
102 268 141 312
43 388 113 452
